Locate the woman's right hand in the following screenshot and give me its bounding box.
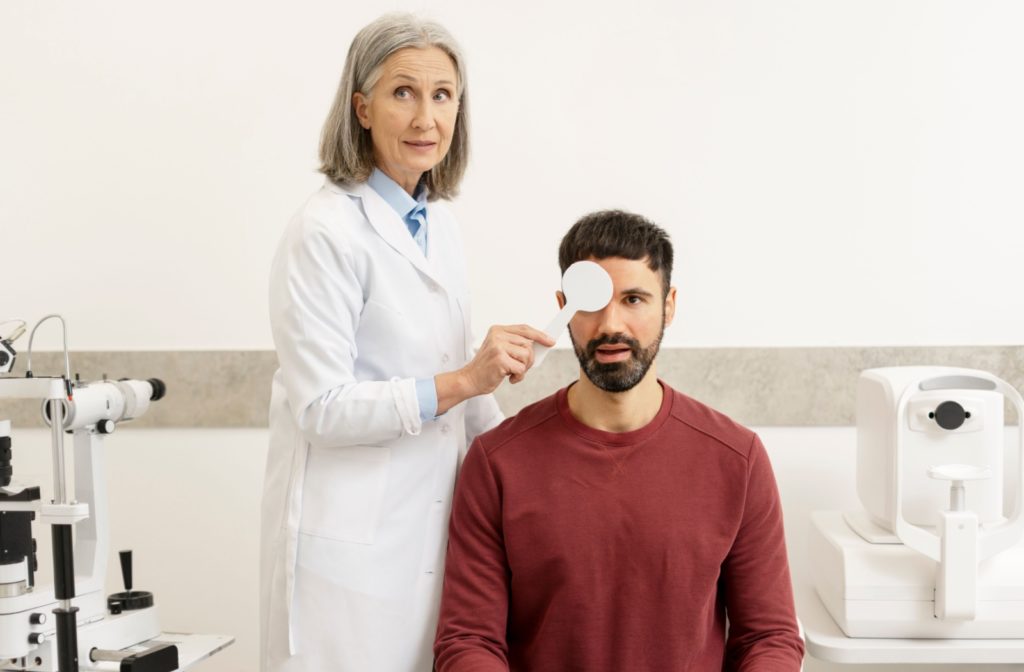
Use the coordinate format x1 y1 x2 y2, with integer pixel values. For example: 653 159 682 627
435 324 555 415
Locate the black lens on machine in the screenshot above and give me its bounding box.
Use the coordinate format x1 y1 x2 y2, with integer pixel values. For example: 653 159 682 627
934 401 967 430
148 378 166 401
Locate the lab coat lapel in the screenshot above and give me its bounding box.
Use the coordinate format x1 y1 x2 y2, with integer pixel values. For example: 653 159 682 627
348 181 447 291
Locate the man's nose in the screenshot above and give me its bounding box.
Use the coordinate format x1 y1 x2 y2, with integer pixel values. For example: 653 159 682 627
594 302 627 335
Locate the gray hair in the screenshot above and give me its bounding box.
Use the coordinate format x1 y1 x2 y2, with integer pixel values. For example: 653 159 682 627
319 13 469 200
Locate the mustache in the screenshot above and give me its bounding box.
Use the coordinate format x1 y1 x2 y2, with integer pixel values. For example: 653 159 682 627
585 333 641 359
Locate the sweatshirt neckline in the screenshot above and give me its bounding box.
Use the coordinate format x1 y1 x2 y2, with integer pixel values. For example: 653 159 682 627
556 380 674 447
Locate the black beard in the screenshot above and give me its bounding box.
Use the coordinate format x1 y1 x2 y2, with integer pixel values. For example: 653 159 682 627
569 319 664 393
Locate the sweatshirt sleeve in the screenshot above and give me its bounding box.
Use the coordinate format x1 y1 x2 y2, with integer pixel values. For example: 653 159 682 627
434 439 511 672
721 435 805 671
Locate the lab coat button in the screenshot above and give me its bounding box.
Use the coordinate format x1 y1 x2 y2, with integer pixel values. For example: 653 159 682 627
440 424 451 434
441 353 450 364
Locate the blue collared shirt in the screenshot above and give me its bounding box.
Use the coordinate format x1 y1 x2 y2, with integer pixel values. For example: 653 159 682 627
367 168 429 254
367 169 438 422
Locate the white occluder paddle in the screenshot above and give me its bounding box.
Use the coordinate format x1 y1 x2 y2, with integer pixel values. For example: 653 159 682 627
532 260 614 368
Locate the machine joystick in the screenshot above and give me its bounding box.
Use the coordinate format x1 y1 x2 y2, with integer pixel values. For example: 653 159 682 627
120 549 133 592
107 549 154 614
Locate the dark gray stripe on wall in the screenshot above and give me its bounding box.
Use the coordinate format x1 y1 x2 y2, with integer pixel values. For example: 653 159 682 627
3 347 1021 428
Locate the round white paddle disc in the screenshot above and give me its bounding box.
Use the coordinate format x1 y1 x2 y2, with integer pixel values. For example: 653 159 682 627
531 261 614 368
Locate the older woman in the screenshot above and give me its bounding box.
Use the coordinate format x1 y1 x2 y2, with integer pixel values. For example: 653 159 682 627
260 14 552 672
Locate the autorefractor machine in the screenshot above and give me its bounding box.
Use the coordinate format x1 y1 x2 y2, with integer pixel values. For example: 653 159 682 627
811 366 1024 638
0 316 231 671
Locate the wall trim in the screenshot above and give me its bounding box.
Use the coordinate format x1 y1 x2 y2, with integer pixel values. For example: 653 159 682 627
3 347 1021 428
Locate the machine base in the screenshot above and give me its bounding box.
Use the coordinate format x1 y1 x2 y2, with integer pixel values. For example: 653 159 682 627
810 510 1024 638
1 605 160 671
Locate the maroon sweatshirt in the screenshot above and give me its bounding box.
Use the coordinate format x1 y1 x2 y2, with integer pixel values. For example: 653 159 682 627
435 381 804 671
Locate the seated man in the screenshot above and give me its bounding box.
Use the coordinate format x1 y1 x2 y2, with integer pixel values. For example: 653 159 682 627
434 210 804 671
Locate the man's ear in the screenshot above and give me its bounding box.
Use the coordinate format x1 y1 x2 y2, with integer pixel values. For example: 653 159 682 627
556 290 566 309
664 287 677 327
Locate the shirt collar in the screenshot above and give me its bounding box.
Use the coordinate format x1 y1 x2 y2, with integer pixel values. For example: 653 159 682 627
367 168 427 220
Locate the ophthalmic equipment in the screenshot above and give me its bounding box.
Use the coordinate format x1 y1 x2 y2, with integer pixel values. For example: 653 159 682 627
0 316 231 671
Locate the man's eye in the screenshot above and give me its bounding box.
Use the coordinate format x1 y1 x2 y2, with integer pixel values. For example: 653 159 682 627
626 296 644 305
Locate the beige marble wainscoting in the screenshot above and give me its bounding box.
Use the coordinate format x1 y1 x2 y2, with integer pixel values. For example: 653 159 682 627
4 347 1022 428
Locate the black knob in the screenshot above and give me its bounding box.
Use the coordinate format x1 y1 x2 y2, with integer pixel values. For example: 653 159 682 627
28 632 45 645
96 419 115 434
29 612 46 625
1 435 12 488
934 401 967 430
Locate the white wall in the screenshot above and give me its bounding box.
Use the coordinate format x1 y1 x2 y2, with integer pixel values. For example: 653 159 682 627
3 0 1023 351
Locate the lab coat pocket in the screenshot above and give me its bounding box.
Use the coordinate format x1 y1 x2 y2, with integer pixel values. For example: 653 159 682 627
298 444 391 545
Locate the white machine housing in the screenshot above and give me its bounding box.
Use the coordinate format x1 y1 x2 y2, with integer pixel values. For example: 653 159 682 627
812 366 1024 638
857 367 1006 529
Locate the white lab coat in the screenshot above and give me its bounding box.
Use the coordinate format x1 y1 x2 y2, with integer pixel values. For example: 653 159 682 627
260 178 503 672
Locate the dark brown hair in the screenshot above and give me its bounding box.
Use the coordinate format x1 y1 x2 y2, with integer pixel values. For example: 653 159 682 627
558 210 673 296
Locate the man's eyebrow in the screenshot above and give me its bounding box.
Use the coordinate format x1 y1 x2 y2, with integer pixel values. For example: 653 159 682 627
619 287 655 297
